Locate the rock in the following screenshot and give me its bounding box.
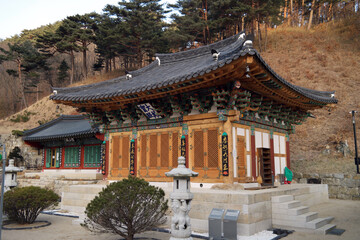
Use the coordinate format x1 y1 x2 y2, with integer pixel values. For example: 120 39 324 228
333 173 345 179
335 140 351 157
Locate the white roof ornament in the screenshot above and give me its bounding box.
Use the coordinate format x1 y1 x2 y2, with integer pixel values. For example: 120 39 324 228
331 93 335 98
244 40 253 48
211 49 220 61
156 56 161 66
53 90 57 95
239 32 246 40
125 70 132 80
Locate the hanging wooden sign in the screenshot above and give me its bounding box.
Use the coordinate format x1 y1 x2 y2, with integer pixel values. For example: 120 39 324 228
101 142 106 175
181 135 186 157
222 132 229 176
130 140 135 175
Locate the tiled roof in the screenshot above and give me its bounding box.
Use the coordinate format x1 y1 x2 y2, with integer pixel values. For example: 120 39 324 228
50 33 337 104
23 115 98 141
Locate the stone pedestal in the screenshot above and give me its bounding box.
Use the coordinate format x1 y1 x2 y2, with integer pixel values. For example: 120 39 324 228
2 159 23 191
165 156 198 240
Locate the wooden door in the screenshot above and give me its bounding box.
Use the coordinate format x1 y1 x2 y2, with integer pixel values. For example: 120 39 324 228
258 148 272 185
237 136 246 181
138 129 180 181
110 134 131 178
190 127 221 180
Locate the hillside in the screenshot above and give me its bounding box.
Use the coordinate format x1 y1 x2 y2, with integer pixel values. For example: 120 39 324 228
0 18 359 175
261 18 360 174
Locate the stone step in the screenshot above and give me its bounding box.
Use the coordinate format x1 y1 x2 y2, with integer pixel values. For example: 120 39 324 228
62 192 98 201
305 217 334 229
63 184 105 194
272 211 318 223
315 224 337 234
271 195 293 203
272 206 309 215
298 212 318 222
272 200 301 209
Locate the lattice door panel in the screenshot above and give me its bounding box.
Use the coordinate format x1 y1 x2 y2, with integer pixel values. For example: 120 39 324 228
110 134 131 178
191 127 221 180
138 130 180 180
237 136 247 180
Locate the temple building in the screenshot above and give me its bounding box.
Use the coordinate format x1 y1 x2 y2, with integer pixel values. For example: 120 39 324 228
50 33 337 184
23 115 105 179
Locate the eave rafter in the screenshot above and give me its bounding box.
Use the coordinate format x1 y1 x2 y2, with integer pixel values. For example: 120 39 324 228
239 57 323 110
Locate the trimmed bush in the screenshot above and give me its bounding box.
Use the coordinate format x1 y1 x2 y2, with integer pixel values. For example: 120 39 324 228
85 176 168 240
3 186 59 224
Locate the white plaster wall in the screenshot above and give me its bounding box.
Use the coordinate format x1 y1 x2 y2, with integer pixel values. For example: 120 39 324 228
274 157 280 175
247 155 251 177
255 131 262 148
233 127 237 178
273 135 279 154
246 129 250 152
262 132 270 148
280 136 286 154
280 157 287 173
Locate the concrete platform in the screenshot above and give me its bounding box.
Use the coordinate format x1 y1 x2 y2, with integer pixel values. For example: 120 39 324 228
61 183 330 236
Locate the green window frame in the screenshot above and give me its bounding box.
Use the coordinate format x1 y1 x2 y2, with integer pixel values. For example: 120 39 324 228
64 147 80 168
45 148 51 168
84 145 101 168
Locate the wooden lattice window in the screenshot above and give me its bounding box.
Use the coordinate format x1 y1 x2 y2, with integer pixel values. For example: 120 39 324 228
192 128 220 170
121 136 130 168
140 134 147 167
161 133 169 167
84 145 101 168
64 147 80 168
207 129 219 168
149 134 158 167
112 136 120 169
172 132 179 167
194 130 204 168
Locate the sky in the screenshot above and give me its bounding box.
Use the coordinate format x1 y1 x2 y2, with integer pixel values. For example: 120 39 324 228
0 0 177 40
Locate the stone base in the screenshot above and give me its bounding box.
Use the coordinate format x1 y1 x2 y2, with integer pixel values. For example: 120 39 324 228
60 183 329 236
170 237 192 240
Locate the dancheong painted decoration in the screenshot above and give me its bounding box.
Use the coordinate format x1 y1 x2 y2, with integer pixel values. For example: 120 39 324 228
50 33 337 184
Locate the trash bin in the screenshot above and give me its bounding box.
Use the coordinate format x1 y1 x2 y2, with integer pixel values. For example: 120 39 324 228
223 209 240 240
208 208 225 240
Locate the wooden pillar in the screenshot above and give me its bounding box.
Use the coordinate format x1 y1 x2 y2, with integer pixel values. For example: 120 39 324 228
134 139 137 176
286 133 291 169
251 125 257 178
270 130 275 176
104 140 109 179
223 117 234 183
80 145 85 168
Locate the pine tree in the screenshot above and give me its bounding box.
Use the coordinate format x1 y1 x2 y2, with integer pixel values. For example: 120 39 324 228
0 40 47 108
103 0 168 68
57 59 70 85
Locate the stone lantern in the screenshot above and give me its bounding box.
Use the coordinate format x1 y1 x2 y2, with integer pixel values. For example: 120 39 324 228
2 159 23 192
165 156 198 240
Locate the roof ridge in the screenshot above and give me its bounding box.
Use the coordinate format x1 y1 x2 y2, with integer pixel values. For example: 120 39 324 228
23 114 84 136
156 33 241 64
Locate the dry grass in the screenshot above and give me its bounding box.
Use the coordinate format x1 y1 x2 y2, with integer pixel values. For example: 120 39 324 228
260 16 360 174
0 70 126 134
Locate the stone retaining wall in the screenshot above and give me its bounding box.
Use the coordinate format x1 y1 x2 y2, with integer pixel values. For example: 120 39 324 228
18 176 99 196
293 173 360 200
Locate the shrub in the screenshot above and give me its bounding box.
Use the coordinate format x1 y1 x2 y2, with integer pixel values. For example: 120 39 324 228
11 130 24 137
85 176 168 240
3 186 59 224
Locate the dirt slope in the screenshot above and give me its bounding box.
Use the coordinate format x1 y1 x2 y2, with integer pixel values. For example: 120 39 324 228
260 20 360 173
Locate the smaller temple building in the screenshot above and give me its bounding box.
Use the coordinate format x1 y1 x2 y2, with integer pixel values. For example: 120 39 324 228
23 115 105 179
